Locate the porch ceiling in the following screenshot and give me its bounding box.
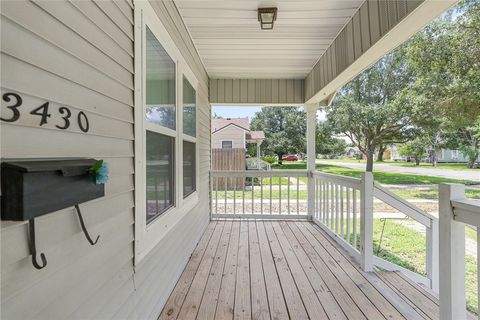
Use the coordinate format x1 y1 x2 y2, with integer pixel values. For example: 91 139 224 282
174 0 365 79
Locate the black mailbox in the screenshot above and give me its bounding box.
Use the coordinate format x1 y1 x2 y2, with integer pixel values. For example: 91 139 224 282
1 159 105 221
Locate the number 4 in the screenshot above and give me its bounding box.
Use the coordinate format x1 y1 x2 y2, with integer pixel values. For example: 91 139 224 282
30 102 51 126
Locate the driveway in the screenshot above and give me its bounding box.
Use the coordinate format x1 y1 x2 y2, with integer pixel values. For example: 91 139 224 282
317 160 480 182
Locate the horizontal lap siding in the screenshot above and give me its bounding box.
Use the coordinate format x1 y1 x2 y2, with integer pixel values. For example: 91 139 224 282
0 1 135 320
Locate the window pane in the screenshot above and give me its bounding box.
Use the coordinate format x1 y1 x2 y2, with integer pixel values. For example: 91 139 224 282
183 141 196 198
222 141 233 149
145 27 176 130
183 77 196 137
146 131 175 223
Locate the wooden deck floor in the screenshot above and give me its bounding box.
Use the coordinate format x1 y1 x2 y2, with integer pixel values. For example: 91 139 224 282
159 220 446 320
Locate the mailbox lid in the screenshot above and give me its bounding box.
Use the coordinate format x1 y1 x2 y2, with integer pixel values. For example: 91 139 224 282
1 159 96 176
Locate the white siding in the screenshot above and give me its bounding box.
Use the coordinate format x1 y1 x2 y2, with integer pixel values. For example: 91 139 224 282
212 126 246 149
0 1 210 319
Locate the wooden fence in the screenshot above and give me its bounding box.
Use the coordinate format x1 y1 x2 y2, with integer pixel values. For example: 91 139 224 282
211 148 246 189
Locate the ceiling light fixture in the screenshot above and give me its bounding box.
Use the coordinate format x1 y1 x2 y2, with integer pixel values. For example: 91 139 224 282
258 7 277 30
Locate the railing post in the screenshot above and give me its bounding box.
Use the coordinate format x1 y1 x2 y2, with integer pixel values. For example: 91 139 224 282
426 217 439 293
360 172 374 272
305 104 317 220
439 183 466 320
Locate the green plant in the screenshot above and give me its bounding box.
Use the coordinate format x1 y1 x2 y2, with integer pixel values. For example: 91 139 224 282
262 156 277 164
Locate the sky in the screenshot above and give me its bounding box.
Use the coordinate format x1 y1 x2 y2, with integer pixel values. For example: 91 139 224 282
212 105 327 122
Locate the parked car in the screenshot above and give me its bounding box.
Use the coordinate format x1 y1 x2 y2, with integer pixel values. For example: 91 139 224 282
282 155 298 161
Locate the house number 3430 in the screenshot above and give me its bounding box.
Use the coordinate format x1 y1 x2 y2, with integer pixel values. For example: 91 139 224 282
1 92 90 132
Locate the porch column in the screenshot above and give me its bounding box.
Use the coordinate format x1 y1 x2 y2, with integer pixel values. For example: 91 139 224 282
305 104 317 218
439 183 466 320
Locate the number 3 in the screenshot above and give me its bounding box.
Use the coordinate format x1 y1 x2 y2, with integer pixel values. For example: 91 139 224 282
56 106 71 129
1 92 22 122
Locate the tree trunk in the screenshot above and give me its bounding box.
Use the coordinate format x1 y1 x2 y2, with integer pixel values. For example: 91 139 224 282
366 151 374 172
415 158 420 166
377 145 386 162
277 153 283 165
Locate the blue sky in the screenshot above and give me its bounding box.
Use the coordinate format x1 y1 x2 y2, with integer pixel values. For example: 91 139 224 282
212 105 327 122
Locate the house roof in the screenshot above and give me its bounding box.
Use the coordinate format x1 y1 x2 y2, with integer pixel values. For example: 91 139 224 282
211 117 249 133
212 117 265 142
246 131 265 141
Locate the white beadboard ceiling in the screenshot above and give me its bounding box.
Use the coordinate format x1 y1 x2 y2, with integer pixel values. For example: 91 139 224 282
174 0 365 79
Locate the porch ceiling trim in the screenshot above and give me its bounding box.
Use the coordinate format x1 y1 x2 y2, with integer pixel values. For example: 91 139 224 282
305 0 459 105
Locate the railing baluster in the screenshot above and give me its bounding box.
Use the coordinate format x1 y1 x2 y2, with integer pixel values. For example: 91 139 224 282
330 182 335 229
297 177 300 215
270 176 273 214
279 175 282 215
233 176 236 215
251 175 254 214
260 175 263 215
353 189 357 249
242 176 245 214
346 187 351 243
335 184 339 233
215 177 218 215
340 185 344 238
287 176 291 215
322 180 327 225
315 179 319 219
224 176 227 214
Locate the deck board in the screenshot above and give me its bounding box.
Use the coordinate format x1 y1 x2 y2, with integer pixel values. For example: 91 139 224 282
159 220 466 320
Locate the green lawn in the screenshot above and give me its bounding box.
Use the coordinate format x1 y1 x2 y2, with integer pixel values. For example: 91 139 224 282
319 158 478 171
273 161 478 185
391 187 480 200
347 219 478 314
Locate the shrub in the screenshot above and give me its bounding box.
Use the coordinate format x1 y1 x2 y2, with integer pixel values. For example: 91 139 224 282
262 156 277 164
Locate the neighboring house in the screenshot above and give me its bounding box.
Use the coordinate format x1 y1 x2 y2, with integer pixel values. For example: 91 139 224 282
211 117 265 150
389 146 479 163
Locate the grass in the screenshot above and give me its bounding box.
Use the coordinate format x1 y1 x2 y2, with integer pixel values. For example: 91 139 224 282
340 218 478 314
320 158 478 171
273 161 478 185
391 187 480 200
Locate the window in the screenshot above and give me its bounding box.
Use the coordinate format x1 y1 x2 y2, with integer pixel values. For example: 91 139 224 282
146 131 175 222
182 77 197 198
145 27 176 130
145 26 176 222
183 141 196 197
222 141 233 149
134 2 200 263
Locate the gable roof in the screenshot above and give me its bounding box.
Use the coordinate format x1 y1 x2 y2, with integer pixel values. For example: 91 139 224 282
211 117 249 133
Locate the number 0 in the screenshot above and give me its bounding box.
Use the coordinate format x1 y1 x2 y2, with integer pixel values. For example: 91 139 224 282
77 111 89 132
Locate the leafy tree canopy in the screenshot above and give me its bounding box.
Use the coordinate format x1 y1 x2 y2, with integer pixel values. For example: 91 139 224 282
250 107 306 164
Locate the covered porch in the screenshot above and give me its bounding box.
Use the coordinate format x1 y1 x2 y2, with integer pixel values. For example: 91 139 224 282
160 220 447 320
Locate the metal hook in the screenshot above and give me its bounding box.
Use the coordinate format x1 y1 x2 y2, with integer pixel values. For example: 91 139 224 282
28 219 47 270
74 205 100 245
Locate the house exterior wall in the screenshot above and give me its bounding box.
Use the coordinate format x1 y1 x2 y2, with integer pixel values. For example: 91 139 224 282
0 1 210 319
212 125 246 149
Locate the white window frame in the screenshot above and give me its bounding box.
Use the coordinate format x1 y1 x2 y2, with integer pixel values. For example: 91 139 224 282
221 140 233 149
134 1 200 264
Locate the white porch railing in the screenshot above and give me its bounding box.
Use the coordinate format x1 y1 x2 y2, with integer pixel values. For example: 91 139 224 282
210 169 441 292
439 183 480 320
210 170 308 219
311 171 439 291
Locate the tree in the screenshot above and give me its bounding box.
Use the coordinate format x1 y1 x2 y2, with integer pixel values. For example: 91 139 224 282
399 139 428 165
405 0 480 167
250 107 306 164
316 122 348 156
327 47 416 171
